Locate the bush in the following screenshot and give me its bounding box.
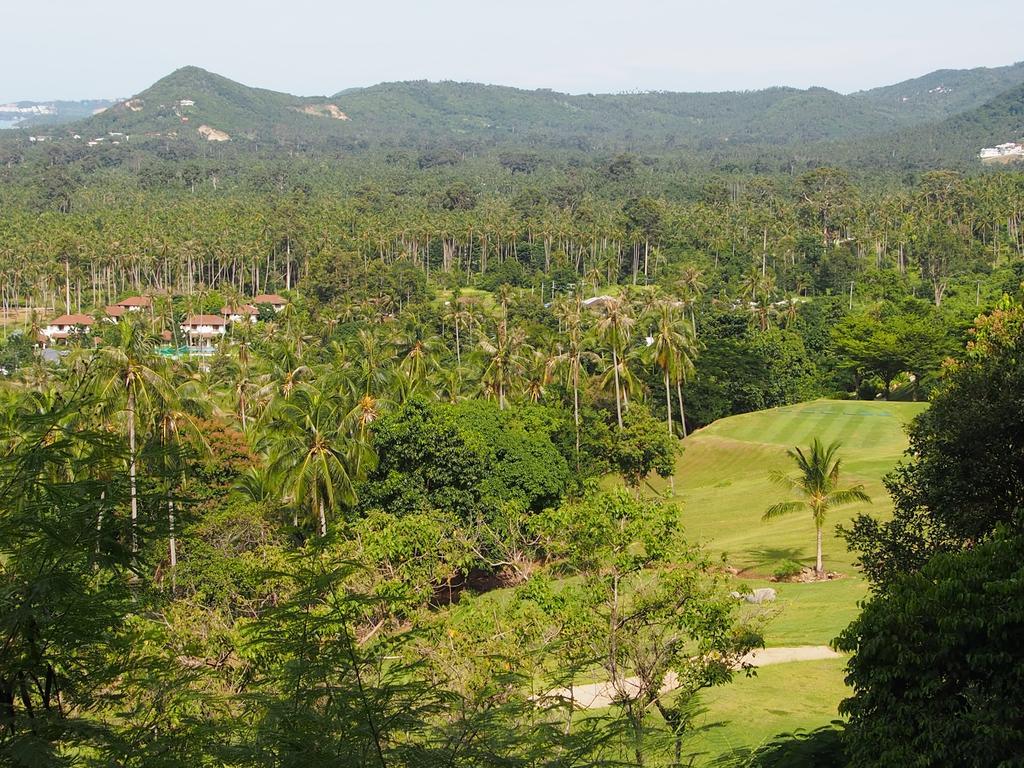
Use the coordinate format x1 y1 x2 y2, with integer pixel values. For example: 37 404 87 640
772 559 804 581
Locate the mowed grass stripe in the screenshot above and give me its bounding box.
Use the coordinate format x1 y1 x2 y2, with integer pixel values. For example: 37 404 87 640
668 399 922 615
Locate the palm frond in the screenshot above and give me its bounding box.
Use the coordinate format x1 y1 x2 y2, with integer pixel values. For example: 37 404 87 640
762 500 805 521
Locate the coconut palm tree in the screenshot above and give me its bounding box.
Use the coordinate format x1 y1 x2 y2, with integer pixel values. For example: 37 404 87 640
94 319 171 552
648 301 696 437
265 385 371 537
594 297 634 429
151 375 210 591
763 439 871 577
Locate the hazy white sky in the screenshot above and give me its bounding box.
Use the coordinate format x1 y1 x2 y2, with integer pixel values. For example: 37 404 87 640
2 0 1022 101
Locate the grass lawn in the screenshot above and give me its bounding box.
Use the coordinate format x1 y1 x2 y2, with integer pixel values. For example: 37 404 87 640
651 399 926 641
689 658 849 765
644 399 924 761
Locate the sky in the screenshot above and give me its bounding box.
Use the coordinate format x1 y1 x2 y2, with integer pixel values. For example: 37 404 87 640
2 0 1022 101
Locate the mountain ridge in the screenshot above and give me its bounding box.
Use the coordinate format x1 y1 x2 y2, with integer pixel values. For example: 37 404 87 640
11 62 1024 164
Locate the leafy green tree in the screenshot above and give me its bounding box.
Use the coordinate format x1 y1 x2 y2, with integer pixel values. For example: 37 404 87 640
611 404 677 490
837 529 1024 768
844 306 1024 588
764 438 870 577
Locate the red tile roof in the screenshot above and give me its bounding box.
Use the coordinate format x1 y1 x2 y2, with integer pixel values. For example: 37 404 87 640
253 293 286 305
117 296 152 307
50 313 94 326
221 304 258 315
104 305 126 317
182 314 227 326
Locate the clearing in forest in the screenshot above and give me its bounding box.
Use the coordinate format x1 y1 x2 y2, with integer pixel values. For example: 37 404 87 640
650 398 926 761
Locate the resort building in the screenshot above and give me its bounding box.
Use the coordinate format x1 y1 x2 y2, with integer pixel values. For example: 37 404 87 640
42 313 94 343
252 293 287 312
221 303 259 323
114 296 152 312
181 314 227 349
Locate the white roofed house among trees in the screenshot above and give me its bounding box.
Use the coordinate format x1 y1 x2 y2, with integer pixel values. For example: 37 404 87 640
115 296 153 312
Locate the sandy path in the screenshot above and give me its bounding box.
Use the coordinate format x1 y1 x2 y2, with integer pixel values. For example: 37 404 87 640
541 646 841 709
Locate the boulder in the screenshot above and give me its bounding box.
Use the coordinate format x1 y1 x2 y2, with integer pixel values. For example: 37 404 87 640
730 587 777 604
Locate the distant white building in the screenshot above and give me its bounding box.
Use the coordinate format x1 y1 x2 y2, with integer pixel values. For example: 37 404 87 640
221 304 259 323
980 142 1024 159
253 293 288 312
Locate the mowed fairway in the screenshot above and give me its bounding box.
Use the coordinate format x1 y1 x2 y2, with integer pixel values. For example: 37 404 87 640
656 399 926 762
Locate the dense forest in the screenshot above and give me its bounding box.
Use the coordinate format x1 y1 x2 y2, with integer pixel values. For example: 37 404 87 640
2 63 1024 767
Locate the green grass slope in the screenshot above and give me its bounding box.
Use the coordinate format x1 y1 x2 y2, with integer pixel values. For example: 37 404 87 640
648 399 926 763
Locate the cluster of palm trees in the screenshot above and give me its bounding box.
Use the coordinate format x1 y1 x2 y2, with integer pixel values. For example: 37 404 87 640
4 168 1020 321
1 281 702 586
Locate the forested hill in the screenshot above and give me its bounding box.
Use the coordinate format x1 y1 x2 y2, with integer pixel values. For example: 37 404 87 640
849 60 1024 124
8 61 1024 167
830 80 1024 168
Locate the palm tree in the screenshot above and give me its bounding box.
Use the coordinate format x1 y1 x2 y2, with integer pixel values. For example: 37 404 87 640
94 319 171 552
552 298 595 463
265 386 371 537
151 375 210 591
763 439 870 577
648 301 695 437
594 297 634 429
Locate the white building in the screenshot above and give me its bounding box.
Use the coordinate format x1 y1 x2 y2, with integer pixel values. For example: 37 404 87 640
221 304 259 323
253 293 288 312
42 313 93 343
980 142 1024 159
181 314 227 348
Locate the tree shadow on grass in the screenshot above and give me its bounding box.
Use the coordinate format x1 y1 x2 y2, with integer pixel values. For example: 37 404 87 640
738 547 807 574
706 723 846 767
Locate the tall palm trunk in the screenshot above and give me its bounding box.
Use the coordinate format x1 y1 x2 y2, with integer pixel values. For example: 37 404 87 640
319 499 328 538
127 384 138 553
572 362 581 468
676 378 687 438
612 348 623 429
815 522 824 577
663 369 673 436
168 495 177 591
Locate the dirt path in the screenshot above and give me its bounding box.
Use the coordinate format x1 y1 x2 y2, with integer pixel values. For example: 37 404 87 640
541 646 841 710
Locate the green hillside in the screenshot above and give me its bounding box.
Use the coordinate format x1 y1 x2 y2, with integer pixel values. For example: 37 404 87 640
835 80 1024 167
852 60 1024 124
70 66 356 147
657 399 927 762
37 60 1024 155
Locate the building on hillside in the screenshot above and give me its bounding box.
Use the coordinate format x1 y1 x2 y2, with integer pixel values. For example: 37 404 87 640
181 314 227 349
115 296 152 312
221 304 259 323
979 142 1024 159
42 313 94 344
103 305 127 321
252 293 287 312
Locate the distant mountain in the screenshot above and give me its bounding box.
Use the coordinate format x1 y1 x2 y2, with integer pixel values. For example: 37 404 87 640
330 63 1024 148
852 61 1024 125
0 99 116 129
832 80 1024 168
65 66 352 147
14 61 1024 162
